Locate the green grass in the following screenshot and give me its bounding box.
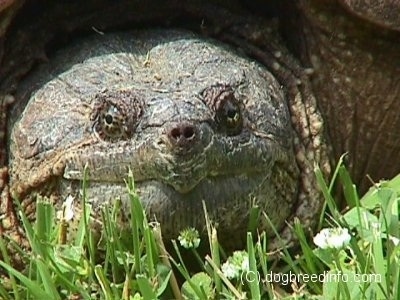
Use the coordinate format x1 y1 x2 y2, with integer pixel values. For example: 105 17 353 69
1 159 400 299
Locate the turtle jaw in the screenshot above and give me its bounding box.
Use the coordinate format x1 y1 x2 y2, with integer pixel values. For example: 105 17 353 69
59 170 295 244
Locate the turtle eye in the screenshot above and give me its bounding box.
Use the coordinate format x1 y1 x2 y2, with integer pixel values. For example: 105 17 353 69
99 105 125 138
201 84 243 136
104 113 114 125
218 98 242 134
91 90 142 141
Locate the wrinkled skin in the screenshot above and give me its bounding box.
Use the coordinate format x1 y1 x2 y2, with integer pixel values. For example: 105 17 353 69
9 30 299 246
291 0 400 192
1 0 400 264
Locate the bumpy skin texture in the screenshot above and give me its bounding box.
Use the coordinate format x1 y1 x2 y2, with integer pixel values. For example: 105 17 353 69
293 0 400 193
339 0 400 31
2 0 400 264
8 30 299 247
0 2 331 263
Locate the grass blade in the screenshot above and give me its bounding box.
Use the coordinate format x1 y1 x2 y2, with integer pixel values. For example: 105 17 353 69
36 259 61 299
136 275 157 299
0 261 53 299
94 265 113 300
246 233 260 300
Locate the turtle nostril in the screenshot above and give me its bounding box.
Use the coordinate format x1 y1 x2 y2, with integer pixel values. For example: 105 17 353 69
183 126 195 139
167 123 197 147
170 127 181 140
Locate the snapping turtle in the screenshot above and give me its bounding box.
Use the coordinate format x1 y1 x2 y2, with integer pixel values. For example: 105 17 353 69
8 29 304 251
0 0 399 262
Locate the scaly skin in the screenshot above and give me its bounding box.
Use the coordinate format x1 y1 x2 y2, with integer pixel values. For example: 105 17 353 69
5 0 400 262
293 0 400 193
0 2 329 261
7 29 302 250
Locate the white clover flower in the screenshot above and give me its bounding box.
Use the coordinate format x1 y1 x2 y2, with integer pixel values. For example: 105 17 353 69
178 228 200 249
241 257 249 272
221 250 249 279
221 261 240 279
313 227 351 250
57 195 75 222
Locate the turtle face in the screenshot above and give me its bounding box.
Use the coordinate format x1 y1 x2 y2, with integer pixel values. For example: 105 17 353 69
9 30 299 245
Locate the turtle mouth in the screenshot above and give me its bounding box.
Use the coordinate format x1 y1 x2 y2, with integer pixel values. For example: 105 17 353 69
142 177 204 194
137 170 219 194
63 170 229 194
62 149 215 194
59 172 271 240
136 174 247 196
